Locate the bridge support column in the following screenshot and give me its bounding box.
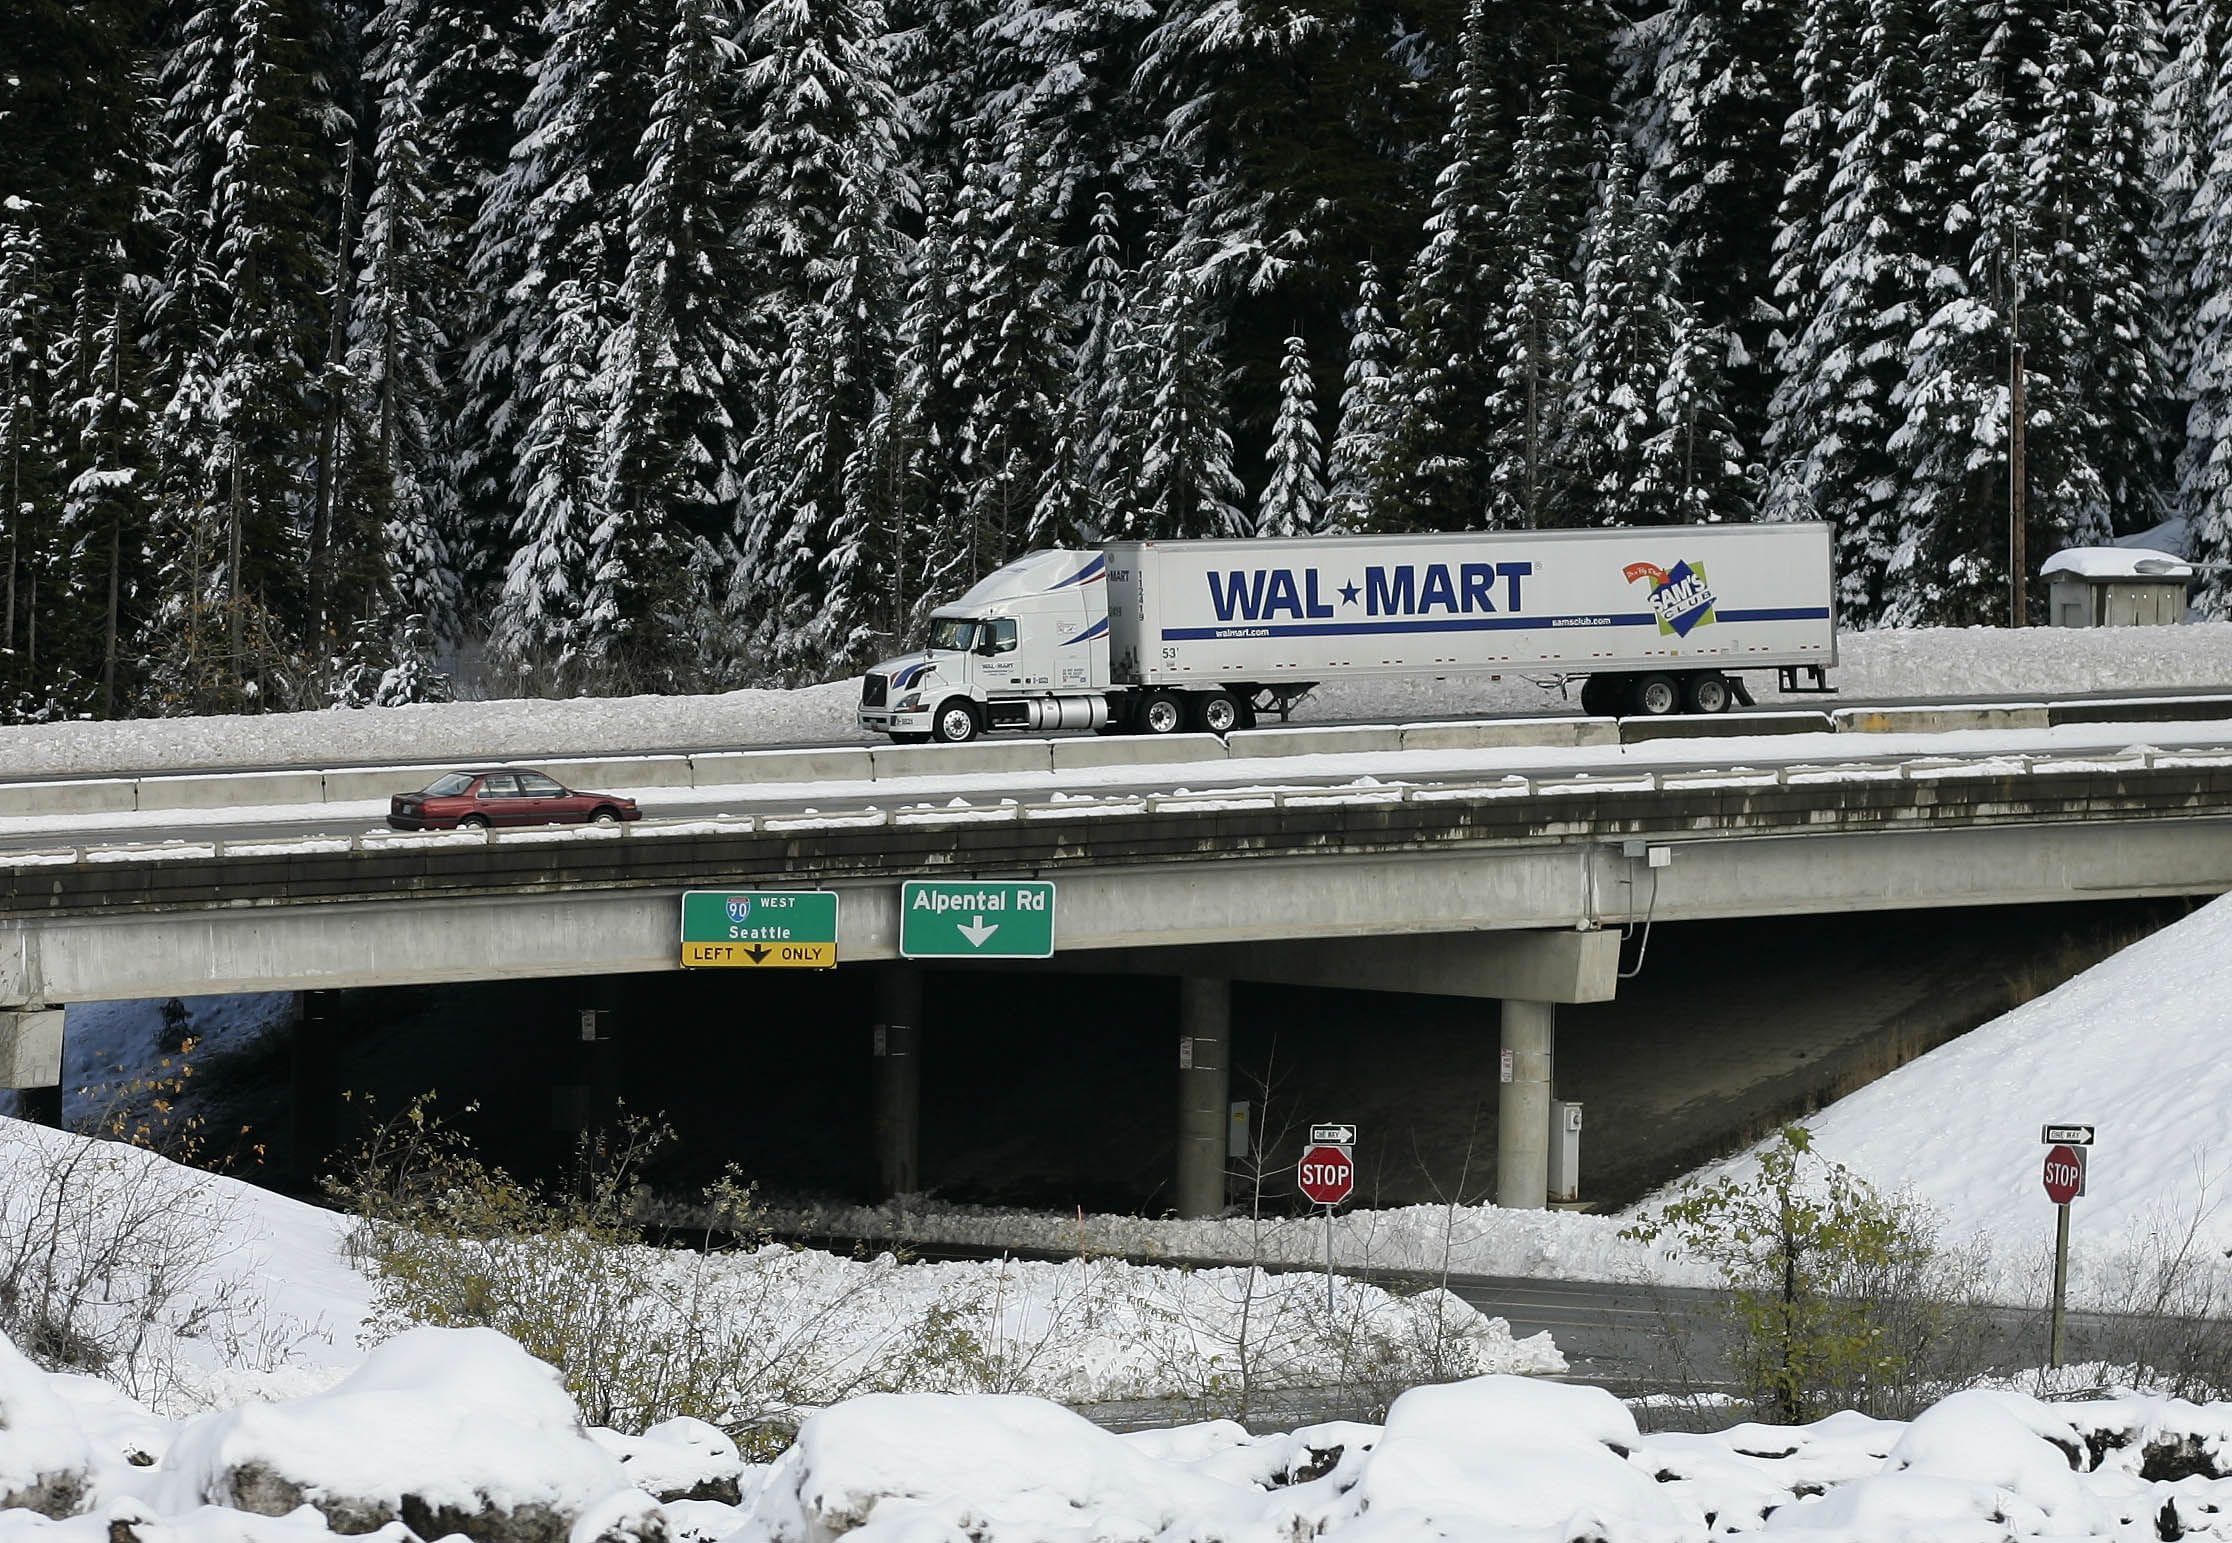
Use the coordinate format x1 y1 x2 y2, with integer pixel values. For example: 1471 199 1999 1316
290 992 340 1187
0 1008 64 1127
1497 999 1555 1210
872 966 922 1198
1176 976 1229 1219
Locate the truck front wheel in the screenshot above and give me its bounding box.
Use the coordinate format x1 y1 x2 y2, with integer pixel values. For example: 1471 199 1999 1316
931 699 982 743
1139 691 1186 735
1631 673 1681 717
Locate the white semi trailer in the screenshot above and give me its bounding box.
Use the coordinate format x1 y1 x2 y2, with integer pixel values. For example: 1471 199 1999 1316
857 523 1836 743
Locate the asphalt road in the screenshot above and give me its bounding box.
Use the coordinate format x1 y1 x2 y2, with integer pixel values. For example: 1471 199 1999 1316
5 688 2231 854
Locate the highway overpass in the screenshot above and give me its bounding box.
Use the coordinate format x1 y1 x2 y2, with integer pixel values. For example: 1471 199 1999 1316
0 716 2227 1215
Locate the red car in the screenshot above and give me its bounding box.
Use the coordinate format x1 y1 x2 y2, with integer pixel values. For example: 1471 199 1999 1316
387 768 643 831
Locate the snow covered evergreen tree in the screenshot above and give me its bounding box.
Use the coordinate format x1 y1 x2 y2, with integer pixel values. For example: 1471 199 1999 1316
1622 0 1799 471
352 22 463 646
1485 70 1585 530
958 135 1067 582
740 0 904 314
466 0 656 616
812 168 905 673
1377 0 1506 532
489 270 608 688
1256 333 1323 537
2176 0 2232 613
1135 250 1245 540
56 278 151 719
1762 0 1933 620
1323 261 1395 534
1560 142 1686 526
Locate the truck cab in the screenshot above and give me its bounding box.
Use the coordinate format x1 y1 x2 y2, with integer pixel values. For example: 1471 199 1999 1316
858 550 1113 742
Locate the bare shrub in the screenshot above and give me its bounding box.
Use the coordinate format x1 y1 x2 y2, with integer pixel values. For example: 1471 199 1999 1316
0 1053 279 1406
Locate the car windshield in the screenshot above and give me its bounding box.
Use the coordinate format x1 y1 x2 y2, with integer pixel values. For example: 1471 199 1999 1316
422 773 473 796
926 616 980 652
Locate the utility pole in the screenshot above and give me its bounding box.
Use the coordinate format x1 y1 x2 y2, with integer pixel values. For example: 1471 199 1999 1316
2009 226 2028 629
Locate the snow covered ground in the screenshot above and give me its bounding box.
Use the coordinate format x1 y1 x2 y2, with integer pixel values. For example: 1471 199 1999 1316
12 1321 2232 1543
0 623 2223 779
0 1112 1556 1422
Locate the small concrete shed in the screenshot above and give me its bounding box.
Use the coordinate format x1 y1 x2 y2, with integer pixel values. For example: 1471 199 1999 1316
2042 547 2193 627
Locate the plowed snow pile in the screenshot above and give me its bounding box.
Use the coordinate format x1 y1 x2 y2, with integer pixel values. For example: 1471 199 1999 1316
0 623 2223 778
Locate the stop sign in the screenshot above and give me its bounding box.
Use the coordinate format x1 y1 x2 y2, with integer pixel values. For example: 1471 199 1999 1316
1298 1143 1355 1206
2043 1144 2085 1205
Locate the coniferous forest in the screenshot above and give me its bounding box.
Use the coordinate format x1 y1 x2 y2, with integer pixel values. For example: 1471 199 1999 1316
2 0 2229 719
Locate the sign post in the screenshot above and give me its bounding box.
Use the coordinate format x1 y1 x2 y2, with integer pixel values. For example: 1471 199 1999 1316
1299 1126 1357 1316
2040 1126 2092 1368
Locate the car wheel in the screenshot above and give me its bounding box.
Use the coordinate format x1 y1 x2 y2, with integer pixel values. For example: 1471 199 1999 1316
1683 673 1733 715
1191 690 1241 735
1631 673 1681 717
1139 691 1185 735
590 807 622 825
932 699 981 744
459 814 491 830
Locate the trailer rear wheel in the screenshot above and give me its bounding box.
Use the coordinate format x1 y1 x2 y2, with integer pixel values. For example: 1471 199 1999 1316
1191 690 1242 735
1139 691 1186 735
1631 673 1681 717
1578 675 1621 716
932 699 982 743
1683 672 1733 714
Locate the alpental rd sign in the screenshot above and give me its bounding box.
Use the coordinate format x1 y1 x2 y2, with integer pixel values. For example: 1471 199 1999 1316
680 890 839 968
899 880 1057 959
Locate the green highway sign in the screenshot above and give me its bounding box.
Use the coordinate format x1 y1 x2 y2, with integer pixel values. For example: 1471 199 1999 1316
680 890 839 969
900 880 1057 959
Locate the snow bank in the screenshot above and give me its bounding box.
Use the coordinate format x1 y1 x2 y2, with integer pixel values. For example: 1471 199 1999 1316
0 625 2225 780
765 1195 1704 1294
712 1377 2232 1542
13 1317 2232 1541
1666 891 2232 1307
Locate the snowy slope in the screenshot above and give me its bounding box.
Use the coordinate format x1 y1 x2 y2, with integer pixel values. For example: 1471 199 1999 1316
1675 891 2232 1308
0 624 2222 779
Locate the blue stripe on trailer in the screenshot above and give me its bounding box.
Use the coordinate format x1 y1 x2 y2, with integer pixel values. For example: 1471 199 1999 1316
1158 606 1831 642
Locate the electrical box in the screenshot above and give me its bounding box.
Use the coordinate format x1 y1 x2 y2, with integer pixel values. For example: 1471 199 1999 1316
1548 1099 1584 1203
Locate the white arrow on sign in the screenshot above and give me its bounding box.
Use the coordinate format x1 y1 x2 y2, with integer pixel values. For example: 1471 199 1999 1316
957 916 1000 948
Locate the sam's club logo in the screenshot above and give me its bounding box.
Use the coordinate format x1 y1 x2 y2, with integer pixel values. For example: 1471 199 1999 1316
726 897 754 924
1624 560 1717 637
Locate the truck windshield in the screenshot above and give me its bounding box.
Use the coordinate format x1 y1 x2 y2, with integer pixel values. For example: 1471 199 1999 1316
927 617 981 652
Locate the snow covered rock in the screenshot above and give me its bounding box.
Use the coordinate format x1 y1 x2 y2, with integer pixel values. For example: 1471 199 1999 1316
591 1417 750 1505
154 1327 661 1543
0 1333 96 1518
1331 1375 1702 1540
734 1392 1261 1541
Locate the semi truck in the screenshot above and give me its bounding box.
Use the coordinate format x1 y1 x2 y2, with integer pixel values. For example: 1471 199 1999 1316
856 523 1836 743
